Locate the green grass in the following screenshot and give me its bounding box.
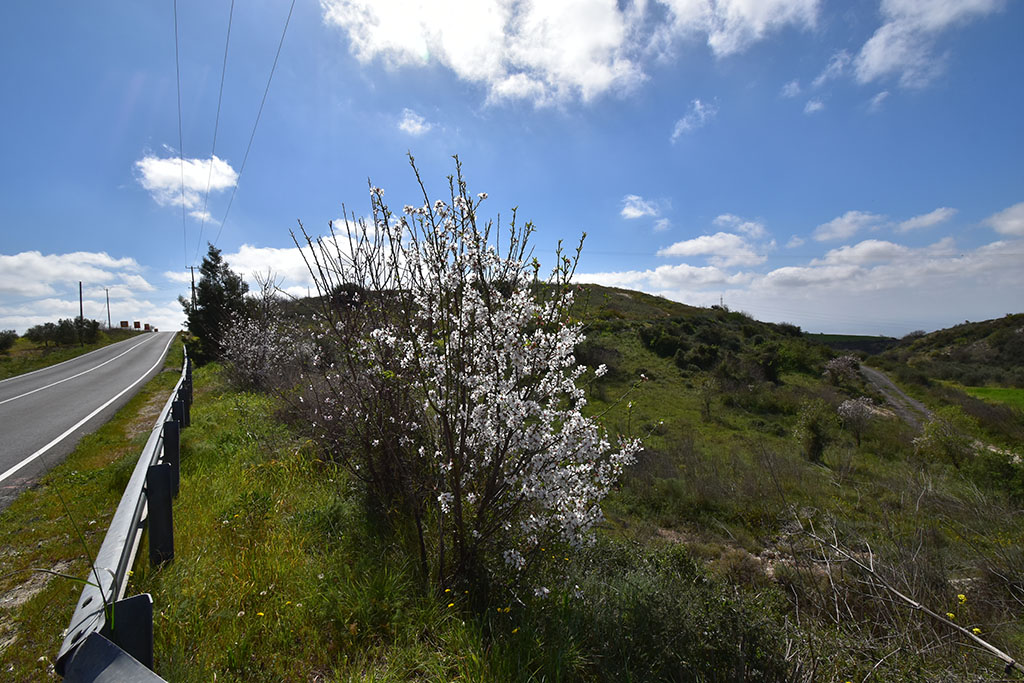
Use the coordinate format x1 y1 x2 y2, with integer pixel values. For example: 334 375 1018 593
0 328 150 380
962 385 1024 411
0 336 182 681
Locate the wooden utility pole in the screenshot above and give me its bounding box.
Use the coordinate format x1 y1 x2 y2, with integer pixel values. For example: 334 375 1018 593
105 287 111 329
79 281 84 346
190 266 196 310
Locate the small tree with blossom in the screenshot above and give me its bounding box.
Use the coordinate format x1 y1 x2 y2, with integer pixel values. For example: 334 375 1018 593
293 157 639 599
837 397 875 447
823 354 860 385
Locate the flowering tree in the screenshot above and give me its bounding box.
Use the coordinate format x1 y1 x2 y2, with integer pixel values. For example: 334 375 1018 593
837 397 875 446
823 354 860 385
294 157 638 596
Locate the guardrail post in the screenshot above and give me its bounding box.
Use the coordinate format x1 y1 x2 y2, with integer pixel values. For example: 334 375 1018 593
162 420 180 499
147 464 174 565
175 386 190 428
63 631 165 682
100 593 155 670
171 399 184 428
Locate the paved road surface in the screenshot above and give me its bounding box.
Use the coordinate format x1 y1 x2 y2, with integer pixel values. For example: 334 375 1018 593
0 332 176 509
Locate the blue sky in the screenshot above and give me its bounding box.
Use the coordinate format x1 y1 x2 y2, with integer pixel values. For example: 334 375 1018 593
1 0 1022 336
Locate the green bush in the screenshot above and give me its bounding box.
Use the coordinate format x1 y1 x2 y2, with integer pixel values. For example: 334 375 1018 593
0 329 16 352
533 539 792 682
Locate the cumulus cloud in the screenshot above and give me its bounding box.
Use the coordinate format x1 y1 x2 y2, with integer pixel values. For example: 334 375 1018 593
983 201 1024 236
714 213 767 239
398 108 433 135
855 0 1003 88
0 251 142 298
658 0 820 57
813 210 885 241
657 232 764 267
0 251 179 333
786 235 805 248
670 98 717 141
897 206 956 232
578 235 1024 335
804 98 824 114
322 0 819 106
621 194 660 219
813 239 910 265
135 154 238 209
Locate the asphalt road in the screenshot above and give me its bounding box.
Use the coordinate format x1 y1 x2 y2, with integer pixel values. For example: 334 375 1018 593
0 331 176 509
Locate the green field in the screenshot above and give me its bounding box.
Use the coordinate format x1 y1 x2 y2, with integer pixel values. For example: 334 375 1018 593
962 385 1024 411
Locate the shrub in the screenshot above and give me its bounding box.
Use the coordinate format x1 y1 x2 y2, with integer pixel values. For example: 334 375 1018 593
0 329 16 352
837 397 875 446
914 405 978 469
294 157 639 596
794 398 836 463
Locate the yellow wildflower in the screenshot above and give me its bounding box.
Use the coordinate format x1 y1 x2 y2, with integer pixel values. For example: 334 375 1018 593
957 593 966 604
972 627 982 635
946 612 955 620
448 602 455 608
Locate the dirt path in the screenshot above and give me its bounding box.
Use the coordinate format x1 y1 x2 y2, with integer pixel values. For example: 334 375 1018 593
860 365 932 431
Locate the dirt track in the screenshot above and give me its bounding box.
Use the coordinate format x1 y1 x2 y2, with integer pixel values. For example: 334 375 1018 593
860 365 932 431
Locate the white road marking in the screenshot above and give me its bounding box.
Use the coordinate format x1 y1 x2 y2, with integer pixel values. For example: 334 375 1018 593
0 333 176 484
0 334 157 406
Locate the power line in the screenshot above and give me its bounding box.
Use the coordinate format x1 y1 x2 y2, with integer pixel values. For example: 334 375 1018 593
193 0 235 265
173 0 187 268
213 0 297 250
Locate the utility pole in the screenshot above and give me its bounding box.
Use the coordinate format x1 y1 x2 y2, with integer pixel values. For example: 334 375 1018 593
190 265 196 311
79 281 84 346
105 287 111 329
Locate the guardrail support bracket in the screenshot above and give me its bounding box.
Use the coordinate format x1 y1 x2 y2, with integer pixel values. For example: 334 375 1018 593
64 631 165 682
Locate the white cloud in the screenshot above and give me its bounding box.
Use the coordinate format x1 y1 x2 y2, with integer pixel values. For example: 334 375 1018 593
855 0 1003 88
0 251 142 298
653 218 671 232
135 154 238 209
621 194 660 219
163 270 193 285
657 232 764 267
786 235 805 248
813 210 885 241
671 98 717 142
714 213 767 239
658 0 820 57
813 239 909 265
868 90 890 112
811 50 850 87
0 251 182 333
803 98 824 114
983 201 1024 236
897 206 956 232
398 108 433 135
578 235 1024 335
322 0 818 106
780 79 801 98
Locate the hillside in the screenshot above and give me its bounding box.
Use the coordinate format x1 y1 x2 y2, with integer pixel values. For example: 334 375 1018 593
873 313 1024 388
12 285 1022 680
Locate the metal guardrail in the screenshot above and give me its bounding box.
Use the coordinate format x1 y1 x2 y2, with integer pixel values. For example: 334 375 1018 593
54 345 193 679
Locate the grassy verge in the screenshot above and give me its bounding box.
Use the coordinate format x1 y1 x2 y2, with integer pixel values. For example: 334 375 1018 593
0 329 150 381
0 336 182 681
131 363 799 681
129 333 1024 679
